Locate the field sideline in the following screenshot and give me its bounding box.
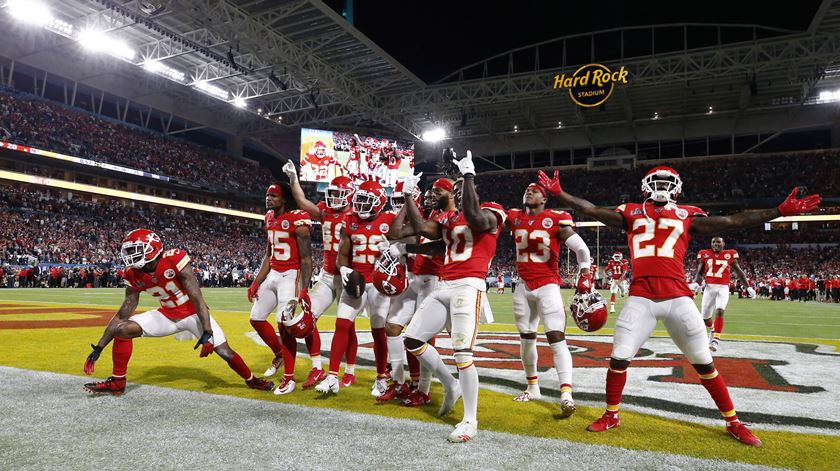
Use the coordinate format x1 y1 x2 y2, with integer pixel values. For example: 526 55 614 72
1 288 839 470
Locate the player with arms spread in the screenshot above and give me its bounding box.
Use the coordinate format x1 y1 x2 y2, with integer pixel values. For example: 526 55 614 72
506 180 593 416
247 183 315 395
285 162 360 388
606 252 630 313
401 150 506 443
83 229 274 395
543 166 820 447
693 236 754 352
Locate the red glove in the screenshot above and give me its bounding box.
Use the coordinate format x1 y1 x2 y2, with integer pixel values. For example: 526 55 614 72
777 187 822 216
576 272 594 294
537 170 562 196
247 281 260 303
83 344 103 375
298 288 311 313
194 331 214 358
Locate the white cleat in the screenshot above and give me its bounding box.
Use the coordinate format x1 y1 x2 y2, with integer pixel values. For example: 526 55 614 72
370 377 388 398
263 354 283 377
273 378 296 396
559 391 576 418
315 375 340 395
513 390 541 402
609 306 616 314
437 381 462 417
710 339 720 352
447 420 477 443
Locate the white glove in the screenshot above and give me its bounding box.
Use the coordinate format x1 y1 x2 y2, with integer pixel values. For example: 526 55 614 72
389 242 407 258
376 239 390 254
282 160 298 182
453 150 475 176
403 171 423 196
339 266 353 285
747 287 757 299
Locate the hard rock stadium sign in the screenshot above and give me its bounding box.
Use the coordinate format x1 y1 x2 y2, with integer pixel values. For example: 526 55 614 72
553 63 630 107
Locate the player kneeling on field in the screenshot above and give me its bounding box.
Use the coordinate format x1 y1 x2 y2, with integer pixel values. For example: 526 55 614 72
82 229 274 395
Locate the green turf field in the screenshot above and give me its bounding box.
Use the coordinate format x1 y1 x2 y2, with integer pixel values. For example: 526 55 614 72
1 288 838 470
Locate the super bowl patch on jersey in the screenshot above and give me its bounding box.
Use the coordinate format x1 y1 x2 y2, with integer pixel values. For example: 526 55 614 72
164 269 176 279
281 219 290 230
675 208 689 220
542 217 553 228
379 223 390 233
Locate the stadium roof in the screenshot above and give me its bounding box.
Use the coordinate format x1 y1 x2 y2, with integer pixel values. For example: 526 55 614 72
2 0 840 160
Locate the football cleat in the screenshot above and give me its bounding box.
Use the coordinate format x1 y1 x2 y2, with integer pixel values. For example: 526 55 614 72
447 420 477 443
559 392 576 418
727 422 762 447
376 382 410 402
710 338 720 352
339 373 356 388
371 377 389 397
246 376 275 391
273 378 296 395
302 368 327 389
513 390 541 402
587 412 620 432
83 376 126 396
437 381 462 417
315 374 340 395
263 354 284 377
609 306 616 314
401 389 431 407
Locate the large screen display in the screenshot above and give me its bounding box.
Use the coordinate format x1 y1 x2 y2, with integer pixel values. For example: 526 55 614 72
299 128 414 187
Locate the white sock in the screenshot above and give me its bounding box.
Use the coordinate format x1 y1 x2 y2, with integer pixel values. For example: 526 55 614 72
415 343 457 390
454 351 479 422
550 340 573 388
311 354 323 371
418 367 433 395
387 335 405 384
520 337 539 393
344 363 355 375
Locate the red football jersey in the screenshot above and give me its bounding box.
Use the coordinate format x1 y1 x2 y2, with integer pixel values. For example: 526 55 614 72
413 210 444 277
265 210 312 272
317 201 349 276
616 202 706 299
507 208 573 290
306 154 338 181
606 259 630 280
124 249 195 320
437 203 506 281
344 211 396 282
697 249 739 285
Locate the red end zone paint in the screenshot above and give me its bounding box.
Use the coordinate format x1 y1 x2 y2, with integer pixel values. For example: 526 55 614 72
0 304 113 329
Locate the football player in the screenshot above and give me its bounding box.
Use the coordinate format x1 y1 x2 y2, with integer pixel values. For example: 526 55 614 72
606 252 630 313
400 151 506 443
247 183 314 395
506 180 593 416
692 237 754 352
544 167 820 447
496 273 505 294
285 164 360 388
304 140 342 181
83 229 274 395
315 179 395 396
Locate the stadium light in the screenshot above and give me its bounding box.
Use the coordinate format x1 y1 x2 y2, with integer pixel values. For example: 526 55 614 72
818 90 840 103
232 97 247 108
421 128 446 142
78 30 136 61
5 0 52 26
193 81 230 101
143 60 186 82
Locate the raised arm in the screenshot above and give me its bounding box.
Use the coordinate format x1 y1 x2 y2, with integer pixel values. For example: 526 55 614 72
537 170 625 229
691 188 821 236
387 204 416 239
454 151 499 233
283 160 322 220
401 172 441 240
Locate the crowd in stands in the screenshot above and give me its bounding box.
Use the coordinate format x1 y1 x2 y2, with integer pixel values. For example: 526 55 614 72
0 88 274 195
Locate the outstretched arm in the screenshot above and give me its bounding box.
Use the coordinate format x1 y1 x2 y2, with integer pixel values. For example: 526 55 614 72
538 170 625 229
453 151 498 233
691 188 821 236
387 204 416 239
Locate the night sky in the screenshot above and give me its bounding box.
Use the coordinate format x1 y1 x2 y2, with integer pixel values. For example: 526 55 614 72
325 0 821 83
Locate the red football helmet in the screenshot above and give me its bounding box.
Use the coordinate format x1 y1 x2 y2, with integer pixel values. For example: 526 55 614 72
353 180 386 218
642 166 682 204
326 175 354 210
280 299 315 338
314 140 327 157
612 251 623 261
390 179 422 212
372 250 408 297
121 229 163 269
569 291 608 332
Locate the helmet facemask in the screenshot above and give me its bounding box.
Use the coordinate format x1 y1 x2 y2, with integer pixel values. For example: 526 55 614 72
641 169 682 205
353 190 380 219
390 194 406 212
326 186 352 210
120 239 160 269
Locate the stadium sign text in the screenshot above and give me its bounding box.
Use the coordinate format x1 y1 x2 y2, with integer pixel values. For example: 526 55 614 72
553 63 629 107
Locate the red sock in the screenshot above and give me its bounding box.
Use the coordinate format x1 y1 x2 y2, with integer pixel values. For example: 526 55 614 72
227 352 252 380
699 369 738 423
279 326 297 378
371 327 388 376
329 319 352 375
305 325 321 358
605 367 627 413
429 336 436 347
610 293 616 304
407 349 420 382
345 321 358 366
111 337 133 377
713 316 724 335
250 319 282 355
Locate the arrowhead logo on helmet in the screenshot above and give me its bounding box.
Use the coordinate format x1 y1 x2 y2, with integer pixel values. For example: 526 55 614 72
353 180 386 219
120 229 163 269
280 300 315 338
569 292 608 332
372 250 407 297
325 175 354 210
641 166 682 204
